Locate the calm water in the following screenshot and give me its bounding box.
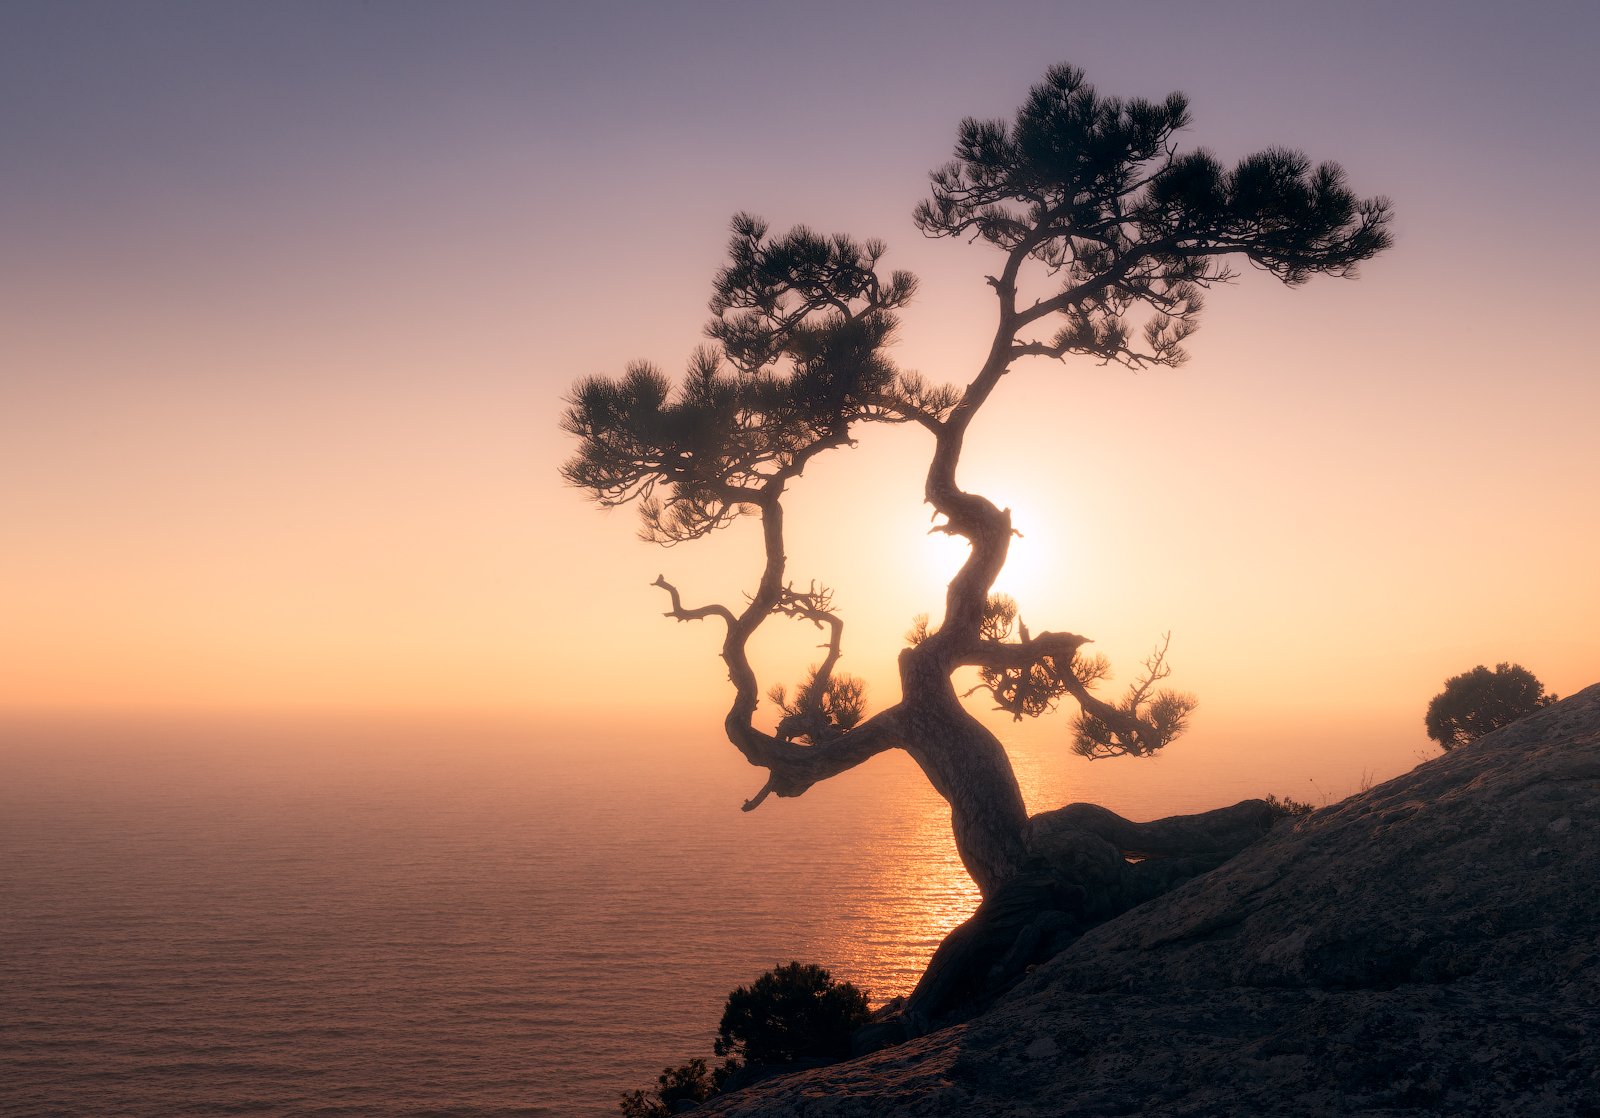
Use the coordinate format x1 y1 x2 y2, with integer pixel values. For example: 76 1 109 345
0 714 1400 1116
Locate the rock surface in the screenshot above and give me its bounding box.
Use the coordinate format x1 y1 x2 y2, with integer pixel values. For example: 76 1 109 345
900 798 1277 1032
702 683 1600 1116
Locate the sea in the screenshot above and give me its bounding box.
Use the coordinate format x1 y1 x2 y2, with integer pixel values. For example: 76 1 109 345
0 712 1405 1116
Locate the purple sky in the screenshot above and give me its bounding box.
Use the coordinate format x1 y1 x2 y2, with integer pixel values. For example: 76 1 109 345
3 2 1597 799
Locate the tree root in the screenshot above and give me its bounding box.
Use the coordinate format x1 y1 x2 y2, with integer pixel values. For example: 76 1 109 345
886 798 1278 1041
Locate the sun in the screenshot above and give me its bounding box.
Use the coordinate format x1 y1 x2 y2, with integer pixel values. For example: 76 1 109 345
904 484 1072 631
997 498 1073 604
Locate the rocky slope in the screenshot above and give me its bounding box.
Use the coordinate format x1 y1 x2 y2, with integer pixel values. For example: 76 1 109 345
703 683 1600 1116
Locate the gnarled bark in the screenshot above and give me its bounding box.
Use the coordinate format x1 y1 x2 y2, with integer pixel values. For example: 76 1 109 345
1029 798 1278 860
895 647 1030 896
567 64 1388 912
896 798 1279 1036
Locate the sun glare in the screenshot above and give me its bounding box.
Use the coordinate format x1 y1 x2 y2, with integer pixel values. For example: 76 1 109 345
990 511 1065 614
898 480 1075 638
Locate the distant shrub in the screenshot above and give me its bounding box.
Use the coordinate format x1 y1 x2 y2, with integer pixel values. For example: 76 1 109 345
714 961 871 1066
618 1057 719 1117
1263 793 1315 818
1425 663 1557 751
619 963 870 1115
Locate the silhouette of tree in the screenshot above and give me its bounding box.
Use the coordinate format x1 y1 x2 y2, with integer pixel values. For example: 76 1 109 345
618 1058 718 1118
1425 663 1557 751
617 962 869 1114
715 961 869 1067
563 63 1390 897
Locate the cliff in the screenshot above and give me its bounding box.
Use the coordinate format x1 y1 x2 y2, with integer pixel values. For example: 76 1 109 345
704 683 1600 1116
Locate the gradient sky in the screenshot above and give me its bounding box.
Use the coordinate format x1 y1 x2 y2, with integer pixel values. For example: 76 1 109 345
4 2 1597 792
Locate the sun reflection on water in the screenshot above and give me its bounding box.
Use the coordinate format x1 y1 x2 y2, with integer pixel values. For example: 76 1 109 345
806 779 982 1000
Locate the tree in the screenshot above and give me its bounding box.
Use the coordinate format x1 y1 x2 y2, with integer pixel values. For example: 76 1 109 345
714 961 870 1068
1425 663 1557 750
618 962 869 1114
618 1058 719 1118
562 63 1391 898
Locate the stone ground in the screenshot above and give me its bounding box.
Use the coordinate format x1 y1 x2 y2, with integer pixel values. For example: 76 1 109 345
701 684 1600 1116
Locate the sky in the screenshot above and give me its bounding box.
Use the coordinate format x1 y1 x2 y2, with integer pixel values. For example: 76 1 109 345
3 1 1597 794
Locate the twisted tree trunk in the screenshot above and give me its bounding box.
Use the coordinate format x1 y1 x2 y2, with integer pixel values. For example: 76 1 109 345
890 797 1279 1038
896 648 1031 896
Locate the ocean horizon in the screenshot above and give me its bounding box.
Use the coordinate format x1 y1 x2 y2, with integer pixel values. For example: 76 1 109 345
1 713 1410 1116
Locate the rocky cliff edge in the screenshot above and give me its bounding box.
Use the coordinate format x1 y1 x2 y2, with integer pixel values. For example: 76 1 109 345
704 683 1600 1116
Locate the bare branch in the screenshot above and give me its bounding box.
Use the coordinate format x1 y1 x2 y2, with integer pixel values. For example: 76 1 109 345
959 629 1092 671
730 705 906 809
742 777 777 812
651 575 735 628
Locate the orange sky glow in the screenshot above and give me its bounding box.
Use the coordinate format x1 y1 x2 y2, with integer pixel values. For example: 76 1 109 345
3 3 1597 809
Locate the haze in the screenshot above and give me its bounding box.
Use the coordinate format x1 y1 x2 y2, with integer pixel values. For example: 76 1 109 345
4 2 1597 801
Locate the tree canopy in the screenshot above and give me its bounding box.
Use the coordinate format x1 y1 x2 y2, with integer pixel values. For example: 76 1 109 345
562 62 1391 896
618 962 870 1116
1425 663 1557 750
714 961 870 1067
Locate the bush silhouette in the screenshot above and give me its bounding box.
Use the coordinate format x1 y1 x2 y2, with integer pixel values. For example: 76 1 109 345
715 961 870 1066
620 963 870 1114
1425 662 1557 751
618 1058 718 1117
1264 792 1315 818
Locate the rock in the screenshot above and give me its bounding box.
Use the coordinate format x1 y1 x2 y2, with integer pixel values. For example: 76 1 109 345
701 683 1600 1116
1022 1036 1057 1060
849 998 909 1056
716 1057 833 1094
893 795 1278 1033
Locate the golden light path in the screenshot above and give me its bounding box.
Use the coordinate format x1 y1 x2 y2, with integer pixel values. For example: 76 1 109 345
797 738 1102 1000
813 793 983 998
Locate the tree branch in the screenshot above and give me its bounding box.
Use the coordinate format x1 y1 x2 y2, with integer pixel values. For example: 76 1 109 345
775 582 846 676
651 575 736 628
955 629 1092 671
729 705 907 810
1062 634 1195 759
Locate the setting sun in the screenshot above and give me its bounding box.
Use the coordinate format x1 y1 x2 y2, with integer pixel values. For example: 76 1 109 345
4 5 1598 1116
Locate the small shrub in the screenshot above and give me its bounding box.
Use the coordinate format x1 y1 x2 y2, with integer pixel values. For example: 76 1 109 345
619 963 870 1115
715 961 871 1066
1425 663 1557 751
1264 793 1315 818
619 1057 719 1117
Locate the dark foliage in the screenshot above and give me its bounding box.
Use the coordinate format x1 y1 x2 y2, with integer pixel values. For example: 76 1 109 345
619 963 870 1115
560 217 938 545
618 1058 720 1117
1263 792 1316 818
1425 663 1557 751
913 63 1390 368
714 962 871 1066
770 666 866 744
565 60 1390 897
